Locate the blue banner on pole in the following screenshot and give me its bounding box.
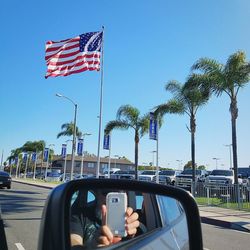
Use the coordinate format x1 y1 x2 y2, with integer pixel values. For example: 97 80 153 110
43 148 49 162
15 156 19 165
23 153 28 162
61 144 67 158
149 112 157 140
31 152 37 162
77 139 84 156
103 134 110 150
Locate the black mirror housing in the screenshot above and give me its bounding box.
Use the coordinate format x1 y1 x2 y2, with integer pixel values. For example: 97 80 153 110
38 179 203 250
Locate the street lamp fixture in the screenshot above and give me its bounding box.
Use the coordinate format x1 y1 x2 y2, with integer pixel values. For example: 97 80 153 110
56 93 78 181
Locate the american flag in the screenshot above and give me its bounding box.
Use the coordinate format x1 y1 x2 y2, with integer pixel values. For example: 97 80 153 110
45 31 103 78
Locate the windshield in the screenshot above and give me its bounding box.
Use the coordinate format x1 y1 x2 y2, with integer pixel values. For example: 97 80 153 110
210 170 233 176
140 171 156 175
181 170 202 175
159 170 175 176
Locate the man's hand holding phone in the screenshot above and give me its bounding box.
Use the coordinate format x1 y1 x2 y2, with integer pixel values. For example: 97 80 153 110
97 204 139 247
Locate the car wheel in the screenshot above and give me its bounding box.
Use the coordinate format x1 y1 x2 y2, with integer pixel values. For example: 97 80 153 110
7 185 11 189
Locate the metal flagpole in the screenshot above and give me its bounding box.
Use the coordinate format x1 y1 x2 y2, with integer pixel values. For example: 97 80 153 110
96 26 105 178
33 152 37 180
156 118 159 184
15 157 19 178
108 133 111 178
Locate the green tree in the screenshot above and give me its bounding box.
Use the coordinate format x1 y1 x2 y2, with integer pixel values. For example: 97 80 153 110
21 140 45 152
57 122 82 139
197 165 206 170
191 51 250 184
104 105 150 179
154 80 209 183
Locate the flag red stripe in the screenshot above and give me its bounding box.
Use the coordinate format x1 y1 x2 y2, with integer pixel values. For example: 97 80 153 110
46 37 79 46
46 53 100 66
45 49 81 61
46 42 79 54
47 59 100 73
45 66 100 78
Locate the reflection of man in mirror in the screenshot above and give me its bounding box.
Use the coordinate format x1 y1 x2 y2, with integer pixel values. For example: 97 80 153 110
70 189 140 248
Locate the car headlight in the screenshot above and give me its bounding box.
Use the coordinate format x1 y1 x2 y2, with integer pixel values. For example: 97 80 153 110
225 179 232 184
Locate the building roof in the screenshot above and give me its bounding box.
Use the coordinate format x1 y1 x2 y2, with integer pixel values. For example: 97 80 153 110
52 155 133 165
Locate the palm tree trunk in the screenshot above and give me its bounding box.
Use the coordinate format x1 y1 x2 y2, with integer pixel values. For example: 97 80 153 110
191 132 195 182
230 97 238 185
231 115 238 185
134 130 139 180
191 114 196 184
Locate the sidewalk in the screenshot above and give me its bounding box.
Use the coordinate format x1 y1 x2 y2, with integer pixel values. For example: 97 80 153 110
13 178 250 233
12 178 58 189
199 205 250 232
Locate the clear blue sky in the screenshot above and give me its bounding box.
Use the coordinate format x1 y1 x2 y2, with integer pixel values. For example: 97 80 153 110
1 0 250 170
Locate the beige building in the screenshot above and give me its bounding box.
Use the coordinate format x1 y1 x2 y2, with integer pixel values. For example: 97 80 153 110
51 155 134 175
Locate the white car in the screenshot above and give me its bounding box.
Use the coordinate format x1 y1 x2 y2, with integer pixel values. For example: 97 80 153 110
205 169 242 186
159 170 181 185
138 170 157 182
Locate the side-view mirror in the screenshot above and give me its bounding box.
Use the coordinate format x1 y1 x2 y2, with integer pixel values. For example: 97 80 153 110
38 179 203 250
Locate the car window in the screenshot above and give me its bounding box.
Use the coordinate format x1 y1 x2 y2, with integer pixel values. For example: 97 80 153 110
157 195 182 225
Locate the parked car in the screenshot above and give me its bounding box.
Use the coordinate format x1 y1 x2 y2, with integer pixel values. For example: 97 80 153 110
159 170 181 185
0 171 11 189
138 170 157 182
100 168 121 178
110 170 135 180
45 172 61 182
175 169 208 189
205 169 242 186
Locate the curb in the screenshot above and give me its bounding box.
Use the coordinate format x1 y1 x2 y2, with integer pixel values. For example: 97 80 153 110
12 179 56 190
201 216 250 233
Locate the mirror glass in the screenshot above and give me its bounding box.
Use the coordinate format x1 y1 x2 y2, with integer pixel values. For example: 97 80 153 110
69 188 189 249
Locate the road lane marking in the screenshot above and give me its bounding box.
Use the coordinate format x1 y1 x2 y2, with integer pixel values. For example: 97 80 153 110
15 243 25 250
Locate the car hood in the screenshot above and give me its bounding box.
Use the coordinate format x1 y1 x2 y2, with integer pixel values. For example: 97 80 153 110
207 175 233 180
176 174 192 178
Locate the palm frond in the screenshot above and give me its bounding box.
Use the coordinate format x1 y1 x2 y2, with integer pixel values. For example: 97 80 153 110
137 113 150 138
165 80 182 95
104 120 131 135
116 105 140 125
154 99 185 119
192 58 222 74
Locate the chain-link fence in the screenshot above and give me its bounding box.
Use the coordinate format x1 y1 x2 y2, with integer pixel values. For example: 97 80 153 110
193 182 250 211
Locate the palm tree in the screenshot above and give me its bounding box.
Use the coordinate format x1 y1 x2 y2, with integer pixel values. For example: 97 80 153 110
57 122 82 139
21 140 45 152
191 51 250 184
104 105 150 179
154 79 209 185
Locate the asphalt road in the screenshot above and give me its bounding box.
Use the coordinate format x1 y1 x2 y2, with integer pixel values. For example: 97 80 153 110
0 182 50 250
1 182 249 250
202 223 250 250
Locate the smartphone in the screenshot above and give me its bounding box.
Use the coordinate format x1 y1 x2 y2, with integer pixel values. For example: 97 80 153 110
106 192 127 237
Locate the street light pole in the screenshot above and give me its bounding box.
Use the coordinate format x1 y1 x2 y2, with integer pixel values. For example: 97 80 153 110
56 93 78 181
151 151 156 168
212 157 220 170
80 133 91 176
114 155 119 169
224 144 232 170
63 139 72 182
46 144 54 179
